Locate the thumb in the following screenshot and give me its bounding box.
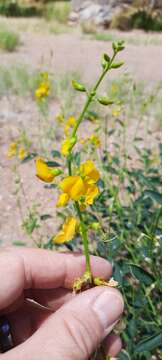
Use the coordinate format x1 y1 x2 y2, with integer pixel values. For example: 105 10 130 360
5 287 124 360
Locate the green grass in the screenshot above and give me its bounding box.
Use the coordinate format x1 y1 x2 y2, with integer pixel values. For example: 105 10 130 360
94 32 162 46
0 24 20 52
43 2 71 23
49 21 70 35
0 64 81 106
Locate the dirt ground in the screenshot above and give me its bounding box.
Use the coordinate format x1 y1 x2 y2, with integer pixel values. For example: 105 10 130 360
0 18 162 246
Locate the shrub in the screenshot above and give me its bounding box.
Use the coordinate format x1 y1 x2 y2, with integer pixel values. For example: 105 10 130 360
81 20 97 35
111 7 135 31
131 9 162 31
0 0 42 17
0 25 20 52
43 2 71 23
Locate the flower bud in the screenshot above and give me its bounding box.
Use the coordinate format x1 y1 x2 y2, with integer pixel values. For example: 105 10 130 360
72 80 86 92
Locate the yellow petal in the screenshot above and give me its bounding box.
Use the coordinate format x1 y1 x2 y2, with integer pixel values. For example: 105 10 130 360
53 217 77 244
7 142 17 158
18 147 26 161
59 176 79 193
61 138 71 156
67 116 76 127
35 82 49 99
56 193 69 207
59 176 85 201
90 134 101 148
85 183 99 205
55 113 65 123
80 160 100 183
36 158 55 183
70 177 86 201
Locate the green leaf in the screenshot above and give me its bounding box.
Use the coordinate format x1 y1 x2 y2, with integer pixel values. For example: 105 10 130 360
144 190 162 205
46 161 61 167
22 152 37 163
98 96 114 106
72 80 86 92
111 61 124 69
112 41 125 53
40 214 52 221
51 150 61 158
101 53 110 69
118 350 130 360
134 331 162 353
127 263 154 286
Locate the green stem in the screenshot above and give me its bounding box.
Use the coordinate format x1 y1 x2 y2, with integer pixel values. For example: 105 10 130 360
75 202 91 276
72 53 116 138
67 51 117 276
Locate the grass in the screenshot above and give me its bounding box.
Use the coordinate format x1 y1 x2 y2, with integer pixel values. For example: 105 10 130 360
0 64 81 106
0 24 20 52
93 31 162 46
49 21 70 35
43 1 71 23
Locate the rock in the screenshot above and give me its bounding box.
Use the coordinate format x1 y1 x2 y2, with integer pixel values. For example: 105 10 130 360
70 0 134 27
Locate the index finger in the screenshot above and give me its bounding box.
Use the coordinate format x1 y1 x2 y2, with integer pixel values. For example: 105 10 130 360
0 248 112 310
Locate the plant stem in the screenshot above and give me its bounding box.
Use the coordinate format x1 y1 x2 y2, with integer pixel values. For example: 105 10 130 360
67 51 117 276
72 53 116 138
75 202 91 276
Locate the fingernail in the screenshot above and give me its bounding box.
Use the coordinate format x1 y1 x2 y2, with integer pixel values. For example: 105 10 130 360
92 290 124 334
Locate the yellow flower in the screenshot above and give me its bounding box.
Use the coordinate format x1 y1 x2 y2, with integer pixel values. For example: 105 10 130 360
7 142 17 158
36 158 55 183
35 82 49 99
112 107 121 118
80 160 100 184
61 138 71 157
61 136 77 157
84 182 99 205
80 137 87 145
56 193 69 207
57 161 100 207
59 176 85 201
56 113 65 123
18 147 26 161
89 134 101 148
53 217 78 244
64 116 76 136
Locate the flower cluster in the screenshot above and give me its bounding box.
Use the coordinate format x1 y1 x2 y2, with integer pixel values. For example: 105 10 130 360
57 160 100 209
80 133 101 149
35 72 50 100
35 158 100 243
7 142 26 161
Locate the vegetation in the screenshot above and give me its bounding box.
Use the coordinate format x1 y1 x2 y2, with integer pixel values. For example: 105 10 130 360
5 40 162 359
42 1 71 23
0 0 42 17
93 32 162 46
0 24 20 52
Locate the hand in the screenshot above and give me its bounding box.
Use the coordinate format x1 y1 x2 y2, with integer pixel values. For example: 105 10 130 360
0 248 124 359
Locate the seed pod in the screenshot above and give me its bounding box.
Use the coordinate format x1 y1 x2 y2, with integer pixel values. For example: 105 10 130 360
72 80 86 92
98 96 114 106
